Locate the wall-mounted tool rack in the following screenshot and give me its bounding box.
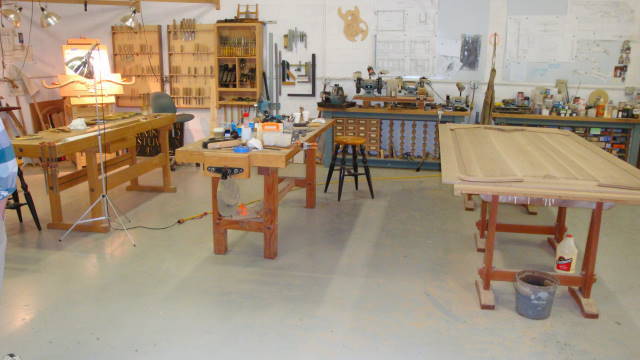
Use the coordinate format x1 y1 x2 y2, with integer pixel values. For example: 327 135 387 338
111 25 163 108
167 21 216 109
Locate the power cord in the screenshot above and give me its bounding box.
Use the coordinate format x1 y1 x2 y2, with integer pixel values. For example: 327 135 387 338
111 173 440 231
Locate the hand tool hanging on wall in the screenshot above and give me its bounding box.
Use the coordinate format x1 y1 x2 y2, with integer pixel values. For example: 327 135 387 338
288 54 316 97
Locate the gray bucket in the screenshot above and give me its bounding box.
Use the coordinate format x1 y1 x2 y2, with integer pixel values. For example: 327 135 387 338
514 270 559 320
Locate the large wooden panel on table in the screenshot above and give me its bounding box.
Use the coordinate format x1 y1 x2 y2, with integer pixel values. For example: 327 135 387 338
175 120 334 259
492 112 640 165
439 123 640 319
12 113 177 233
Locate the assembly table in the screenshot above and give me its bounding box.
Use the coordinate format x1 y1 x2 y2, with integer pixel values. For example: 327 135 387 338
439 124 640 318
319 107 468 170
175 120 334 259
11 113 176 233
493 112 640 166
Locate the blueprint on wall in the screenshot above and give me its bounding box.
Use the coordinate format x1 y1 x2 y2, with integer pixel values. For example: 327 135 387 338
504 0 636 84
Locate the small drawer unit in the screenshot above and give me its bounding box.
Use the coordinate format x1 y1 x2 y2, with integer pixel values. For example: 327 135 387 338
333 117 382 158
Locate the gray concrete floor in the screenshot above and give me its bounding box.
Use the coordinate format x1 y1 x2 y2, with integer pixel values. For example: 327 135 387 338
1 163 640 359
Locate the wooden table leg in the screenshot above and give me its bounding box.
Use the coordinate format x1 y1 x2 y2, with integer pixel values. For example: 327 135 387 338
304 145 317 209
127 140 139 187
547 206 567 250
46 169 63 225
464 194 475 211
261 167 279 259
569 202 602 319
474 200 488 252
158 126 175 192
211 176 228 254
522 204 538 215
476 195 498 310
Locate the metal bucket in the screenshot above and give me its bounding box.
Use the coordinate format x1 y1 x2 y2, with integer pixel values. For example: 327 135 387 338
514 270 559 320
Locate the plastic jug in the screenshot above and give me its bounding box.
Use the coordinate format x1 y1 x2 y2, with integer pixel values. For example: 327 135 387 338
555 234 578 273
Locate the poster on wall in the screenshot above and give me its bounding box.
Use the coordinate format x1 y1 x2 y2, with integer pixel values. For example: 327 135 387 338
460 34 481 70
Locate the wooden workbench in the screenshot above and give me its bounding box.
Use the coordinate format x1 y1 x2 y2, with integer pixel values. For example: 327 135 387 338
175 120 334 259
319 106 468 170
439 124 640 318
12 113 177 233
492 112 640 166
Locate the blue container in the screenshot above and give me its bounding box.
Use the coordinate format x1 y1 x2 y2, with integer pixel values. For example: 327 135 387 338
514 270 559 320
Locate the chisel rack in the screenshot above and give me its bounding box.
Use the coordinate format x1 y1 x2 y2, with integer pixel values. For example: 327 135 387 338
111 25 163 108
213 22 263 112
167 21 216 109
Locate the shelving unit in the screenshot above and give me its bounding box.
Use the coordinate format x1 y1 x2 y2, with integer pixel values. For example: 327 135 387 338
212 22 263 127
111 25 163 108
167 23 216 109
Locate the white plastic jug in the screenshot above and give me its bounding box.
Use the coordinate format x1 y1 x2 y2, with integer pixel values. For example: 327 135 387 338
555 234 578 273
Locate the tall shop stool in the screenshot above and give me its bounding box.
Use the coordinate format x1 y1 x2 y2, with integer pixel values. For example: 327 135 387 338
6 167 41 230
324 136 374 201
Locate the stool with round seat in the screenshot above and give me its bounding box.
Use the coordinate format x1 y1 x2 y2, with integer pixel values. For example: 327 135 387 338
324 136 374 201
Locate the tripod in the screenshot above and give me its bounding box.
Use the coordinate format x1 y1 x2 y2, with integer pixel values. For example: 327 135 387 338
59 47 134 245
59 115 135 245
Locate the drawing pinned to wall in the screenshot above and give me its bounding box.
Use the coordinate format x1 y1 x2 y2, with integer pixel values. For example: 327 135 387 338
505 15 572 63
338 6 369 42
570 0 635 41
376 10 405 32
614 40 631 82
460 34 481 70
373 0 438 76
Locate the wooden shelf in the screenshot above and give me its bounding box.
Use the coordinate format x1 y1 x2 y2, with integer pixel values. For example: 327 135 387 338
169 52 215 55
168 23 216 110
217 56 257 59
492 112 640 124
218 88 257 92
114 52 160 56
112 24 163 108
218 101 257 105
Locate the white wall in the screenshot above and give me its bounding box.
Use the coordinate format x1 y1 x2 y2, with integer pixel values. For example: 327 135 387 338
3 0 639 142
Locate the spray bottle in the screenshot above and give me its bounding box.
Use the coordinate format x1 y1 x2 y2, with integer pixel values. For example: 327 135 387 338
555 234 578 273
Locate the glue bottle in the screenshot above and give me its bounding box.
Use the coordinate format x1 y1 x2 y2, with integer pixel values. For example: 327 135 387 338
555 234 578 273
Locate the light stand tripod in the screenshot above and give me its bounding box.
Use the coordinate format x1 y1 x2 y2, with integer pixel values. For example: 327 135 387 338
59 45 135 245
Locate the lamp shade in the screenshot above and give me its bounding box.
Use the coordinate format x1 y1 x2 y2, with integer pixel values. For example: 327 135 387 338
1 7 22 27
120 8 139 28
40 6 60 28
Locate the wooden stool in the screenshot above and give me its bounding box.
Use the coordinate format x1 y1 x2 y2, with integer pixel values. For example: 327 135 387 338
7 167 41 231
324 136 374 201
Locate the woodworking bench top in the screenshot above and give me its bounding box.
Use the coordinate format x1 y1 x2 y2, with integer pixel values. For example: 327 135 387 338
175 120 335 169
319 106 469 117
11 113 176 158
492 112 640 124
439 124 640 204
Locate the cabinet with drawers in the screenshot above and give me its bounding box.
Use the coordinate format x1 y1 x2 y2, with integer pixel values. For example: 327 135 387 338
320 107 469 170
333 118 381 156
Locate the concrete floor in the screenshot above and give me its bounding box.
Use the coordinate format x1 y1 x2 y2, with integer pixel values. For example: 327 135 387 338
1 163 640 359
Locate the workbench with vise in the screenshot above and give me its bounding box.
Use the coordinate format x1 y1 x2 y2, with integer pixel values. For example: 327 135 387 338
175 120 334 259
11 113 176 233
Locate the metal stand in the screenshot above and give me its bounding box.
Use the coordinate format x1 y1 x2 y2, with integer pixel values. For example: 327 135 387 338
58 123 135 244
59 62 135 245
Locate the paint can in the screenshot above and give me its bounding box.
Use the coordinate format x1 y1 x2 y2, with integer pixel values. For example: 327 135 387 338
514 270 559 320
